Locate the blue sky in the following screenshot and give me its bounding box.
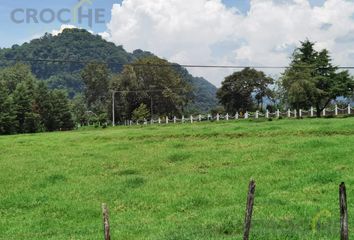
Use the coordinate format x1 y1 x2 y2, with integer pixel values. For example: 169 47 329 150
0 0 245 48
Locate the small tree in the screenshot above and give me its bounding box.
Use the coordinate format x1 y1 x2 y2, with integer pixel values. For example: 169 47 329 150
217 68 273 113
132 104 150 122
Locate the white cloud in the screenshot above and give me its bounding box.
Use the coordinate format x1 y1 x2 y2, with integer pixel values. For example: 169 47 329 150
104 0 354 86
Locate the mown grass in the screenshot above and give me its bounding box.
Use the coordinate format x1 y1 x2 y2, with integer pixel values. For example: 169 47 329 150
1 117 354 239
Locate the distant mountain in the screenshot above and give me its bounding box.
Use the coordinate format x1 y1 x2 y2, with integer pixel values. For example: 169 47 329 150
0 29 218 112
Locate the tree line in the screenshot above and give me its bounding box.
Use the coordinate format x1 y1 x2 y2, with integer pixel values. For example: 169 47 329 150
1 40 353 135
0 64 74 135
217 40 354 116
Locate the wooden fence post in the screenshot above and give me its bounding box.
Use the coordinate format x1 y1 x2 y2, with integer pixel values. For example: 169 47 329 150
243 180 256 240
340 182 349 240
102 203 111 240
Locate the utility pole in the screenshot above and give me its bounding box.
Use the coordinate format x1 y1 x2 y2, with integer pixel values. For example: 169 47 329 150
112 91 116 126
150 96 154 119
149 85 156 119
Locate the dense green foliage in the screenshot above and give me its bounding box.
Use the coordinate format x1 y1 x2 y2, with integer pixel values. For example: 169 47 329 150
1 118 354 239
124 57 191 117
81 63 110 114
0 29 218 112
281 40 354 116
217 68 274 112
0 64 74 134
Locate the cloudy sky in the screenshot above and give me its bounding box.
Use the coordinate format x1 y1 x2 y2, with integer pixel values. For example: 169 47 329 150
1 0 354 86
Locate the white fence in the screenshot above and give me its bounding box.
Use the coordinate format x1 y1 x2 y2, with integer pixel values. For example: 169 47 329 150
124 104 354 126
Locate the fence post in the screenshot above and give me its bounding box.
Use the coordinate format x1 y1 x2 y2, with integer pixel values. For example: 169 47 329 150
276 109 280 118
339 182 349 240
190 115 193 123
335 105 339 116
243 180 256 240
182 115 185 123
255 111 259 119
236 112 239 120
288 109 291 118
217 113 220 121
294 110 297 118
299 109 302 118
102 203 111 240
311 107 314 117
208 114 211 121
348 104 351 115
245 112 249 119
323 108 326 117
158 118 161 124
226 113 229 121
174 116 177 124
199 114 202 122
266 110 269 118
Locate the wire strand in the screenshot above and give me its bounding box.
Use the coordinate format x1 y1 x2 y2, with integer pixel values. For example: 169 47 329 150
1 57 354 69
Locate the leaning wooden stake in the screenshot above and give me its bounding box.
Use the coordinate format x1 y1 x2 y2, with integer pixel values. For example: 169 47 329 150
243 180 256 240
340 182 349 240
102 203 111 240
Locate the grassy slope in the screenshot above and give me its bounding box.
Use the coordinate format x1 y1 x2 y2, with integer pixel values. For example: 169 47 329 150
1 118 354 239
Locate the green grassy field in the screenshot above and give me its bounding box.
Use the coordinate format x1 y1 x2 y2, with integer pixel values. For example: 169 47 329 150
1 117 354 239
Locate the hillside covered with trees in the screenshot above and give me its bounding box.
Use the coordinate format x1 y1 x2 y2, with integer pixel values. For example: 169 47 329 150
0 29 218 112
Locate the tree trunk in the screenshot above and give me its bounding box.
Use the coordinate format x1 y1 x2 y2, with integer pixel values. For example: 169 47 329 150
316 106 321 118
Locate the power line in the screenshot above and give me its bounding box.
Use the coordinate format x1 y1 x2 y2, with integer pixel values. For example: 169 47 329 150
111 88 186 94
1 57 354 69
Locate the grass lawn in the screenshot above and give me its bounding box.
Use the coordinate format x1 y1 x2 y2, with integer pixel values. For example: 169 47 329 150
1 117 354 239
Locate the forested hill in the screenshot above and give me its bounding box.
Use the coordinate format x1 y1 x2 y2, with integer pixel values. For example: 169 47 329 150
0 29 217 112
